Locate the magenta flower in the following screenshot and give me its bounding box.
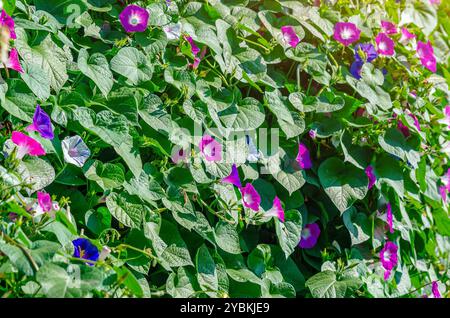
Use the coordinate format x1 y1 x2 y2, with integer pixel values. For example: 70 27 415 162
365 165 376 190
438 105 450 129
379 241 398 280
397 120 410 137
37 192 52 213
171 147 189 164
441 168 450 191
266 196 285 222
26 105 54 140
417 41 437 72
432 281 441 298
0 10 16 39
3 48 23 73
429 0 441 4
439 185 447 203
296 143 312 169
386 203 394 234
280 26 300 48
399 27 415 44
299 223 321 249
381 20 397 35
191 46 207 69
119 5 149 33
333 22 361 46
11 131 46 159
184 35 200 56
240 183 261 212
222 164 242 188
375 33 395 56
199 135 222 162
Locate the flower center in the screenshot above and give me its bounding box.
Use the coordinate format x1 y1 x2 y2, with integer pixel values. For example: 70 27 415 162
204 143 216 157
243 194 253 205
129 14 141 26
302 228 311 239
341 28 353 40
383 250 391 261
379 42 387 51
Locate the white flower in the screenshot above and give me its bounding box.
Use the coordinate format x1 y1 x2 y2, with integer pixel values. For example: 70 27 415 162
62 135 91 167
246 134 260 162
163 23 181 41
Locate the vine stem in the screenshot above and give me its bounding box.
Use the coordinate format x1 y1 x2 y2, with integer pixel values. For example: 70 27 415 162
0 231 39 273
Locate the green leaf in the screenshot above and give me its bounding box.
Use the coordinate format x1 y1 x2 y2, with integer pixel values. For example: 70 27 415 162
343 208 371 245
318 158 368 213
305 270 362 298
106 192 149 228
378 128 420 169
85 207 112 236
196 245 218 296
19 62 51 101
340 131 373 170
275 210 302 257
19 157 56 193
83 160 125 190
400 0 437 36
110 47 153 85
78 48 114 97
215 221 242 254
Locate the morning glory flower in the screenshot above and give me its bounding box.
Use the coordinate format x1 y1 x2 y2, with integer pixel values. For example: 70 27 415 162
333 22 361 46
354 43 378 63
119 5 149 33
280 26 300 48
0 10 16 39
381 20 397 35
199 135 222 162
62 135 91 167
375 33 395 56
432 281 441 298
350 61 364 79
163 23 182 41
171 146 189 164
72 238 99 264
299 223 321 249
386 203 394 234
439 185 447 203
240 183 261 212
246 133 260 162
2 48 23 73
379 241 398 280
11 131 46 159
429 0 441 4
222 164 242 188
438 105 450 129
98 246 111 261
191 46 207 69
296 143 312 169
37 192 52 213
417 41 437 72
365 165 376 190
399 27 415 45
309 129 317 140
26 105 54 140
265 196 285 222
184 35 200 56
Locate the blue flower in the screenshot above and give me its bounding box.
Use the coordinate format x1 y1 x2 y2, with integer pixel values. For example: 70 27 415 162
350 60 364 79
72 238 99 264
354 43 378 63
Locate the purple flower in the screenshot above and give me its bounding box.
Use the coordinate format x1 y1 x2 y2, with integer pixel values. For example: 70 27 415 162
26 105 54 140
296 143 312 169
222 164 242 188
397 120 410 137
119 5 149 33
280 26 300 48
350 60 364 79
365 165 376 190
379 241 398 280
429 0 441 4
240 183 261 212
266 196 285 222
375 33 395 56
354 43 378 63
399 27 415 44
432 281 441 298
62 135 91 167
72 238 99 264
37 192 52 213
184 35 200 56
386 203 394 234
309 129 317 140
333 22 361 46
417 41 437 73
381 20 397 35
441 168 450 192
438 105 450 129
439 185 447 203
199 135 222 162
299 223 321 249
0 10 16 39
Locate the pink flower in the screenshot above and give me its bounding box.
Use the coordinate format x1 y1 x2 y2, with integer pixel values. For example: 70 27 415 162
299 223 321 249
0 10 16 39
240 183 261 212
441 168 450 191
386 203 394 234
439 185 447 203
4 48 23 73
296 143 312 169
191 46 207 69
379 241 398 280
119 5 149 33
199 135 222 162
397 120 410 137
438 105 450 129
417 41 437 72
365 165 376 190
184 35 200 56
333 22 361 46
37 192 52 213
309 130 317 140
381 20 397 35
280 26 300 48
429 0 441 5
222 164 242 188
375 33 395 56
432 281 441 298
266 196 285 222
171 146 189 164
399 27 415 44
11 131 46 159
